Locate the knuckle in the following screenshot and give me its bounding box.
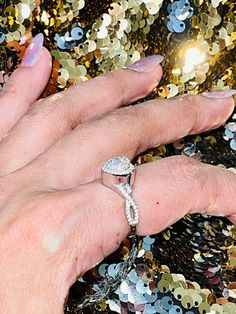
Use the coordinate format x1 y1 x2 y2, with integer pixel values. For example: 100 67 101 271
25 96 76 130
5 81 31 107
99 70 127 102
190 97 204 132
101 103 153 155
135 105 152 150
57 94 78 127
105 105 148 151
96 71 119 88
105 106 135 126
181 95 204 133
167 155 204 185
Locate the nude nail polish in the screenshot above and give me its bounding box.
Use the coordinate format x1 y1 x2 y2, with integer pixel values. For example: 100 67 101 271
202 90 236 99
21 33 44 67
127 55 164 73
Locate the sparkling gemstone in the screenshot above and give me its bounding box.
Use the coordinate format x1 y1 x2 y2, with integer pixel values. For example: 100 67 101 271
102 156 135 176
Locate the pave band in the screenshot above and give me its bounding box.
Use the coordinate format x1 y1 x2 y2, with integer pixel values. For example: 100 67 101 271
115 183 139 226
101 156 139 231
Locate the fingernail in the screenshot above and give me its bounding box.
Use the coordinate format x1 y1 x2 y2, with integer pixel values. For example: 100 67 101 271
127 55 164 73
21 33 44 67
202 90 236 99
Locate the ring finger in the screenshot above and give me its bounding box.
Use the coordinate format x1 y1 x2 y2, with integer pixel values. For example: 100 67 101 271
33 155 236 287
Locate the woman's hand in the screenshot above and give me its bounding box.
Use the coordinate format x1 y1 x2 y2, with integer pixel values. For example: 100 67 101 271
0 36 235 313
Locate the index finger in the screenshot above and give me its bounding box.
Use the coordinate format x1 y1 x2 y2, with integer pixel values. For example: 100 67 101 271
0 41 52 139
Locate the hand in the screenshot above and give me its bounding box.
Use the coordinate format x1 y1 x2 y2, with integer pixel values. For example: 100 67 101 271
0 36 235 313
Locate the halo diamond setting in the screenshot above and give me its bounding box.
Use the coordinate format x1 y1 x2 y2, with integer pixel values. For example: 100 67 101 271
101 156 139 228
102 156 135 176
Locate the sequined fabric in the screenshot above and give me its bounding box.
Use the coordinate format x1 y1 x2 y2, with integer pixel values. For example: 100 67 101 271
66 216 236 313
0 0 236 313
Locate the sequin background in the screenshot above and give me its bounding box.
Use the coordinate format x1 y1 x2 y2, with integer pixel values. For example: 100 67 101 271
0 0 236 313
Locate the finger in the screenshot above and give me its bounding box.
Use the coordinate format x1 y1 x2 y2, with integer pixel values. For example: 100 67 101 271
28 92 234 189
0 56 163 176
39 156 236 285
131 156 236 235
0 34 52 139
228 215 236 224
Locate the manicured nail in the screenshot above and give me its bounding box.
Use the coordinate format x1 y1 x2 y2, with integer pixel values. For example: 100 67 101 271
21 33 44 67
202 90 236 99
127 55 164 73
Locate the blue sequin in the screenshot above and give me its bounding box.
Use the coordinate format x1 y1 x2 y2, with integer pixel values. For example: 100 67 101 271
55 26 85 50
167 0 194 33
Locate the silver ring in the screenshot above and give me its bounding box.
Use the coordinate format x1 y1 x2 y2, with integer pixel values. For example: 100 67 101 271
101 156 139 231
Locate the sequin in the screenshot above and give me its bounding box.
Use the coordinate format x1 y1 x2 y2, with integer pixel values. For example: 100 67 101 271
1 1 236 313
167 0 194 33
71 27 84 41
225 118 236 151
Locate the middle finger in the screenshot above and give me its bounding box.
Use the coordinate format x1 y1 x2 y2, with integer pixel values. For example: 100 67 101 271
0 58 163 177
25 92 235 189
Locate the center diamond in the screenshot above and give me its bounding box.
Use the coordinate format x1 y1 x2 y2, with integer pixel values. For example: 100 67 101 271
102 156 135 176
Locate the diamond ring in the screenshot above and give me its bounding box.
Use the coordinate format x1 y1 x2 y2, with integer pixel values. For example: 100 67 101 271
101 156 139 232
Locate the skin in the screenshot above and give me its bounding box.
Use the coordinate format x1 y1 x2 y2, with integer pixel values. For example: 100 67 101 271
0 47 235 313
